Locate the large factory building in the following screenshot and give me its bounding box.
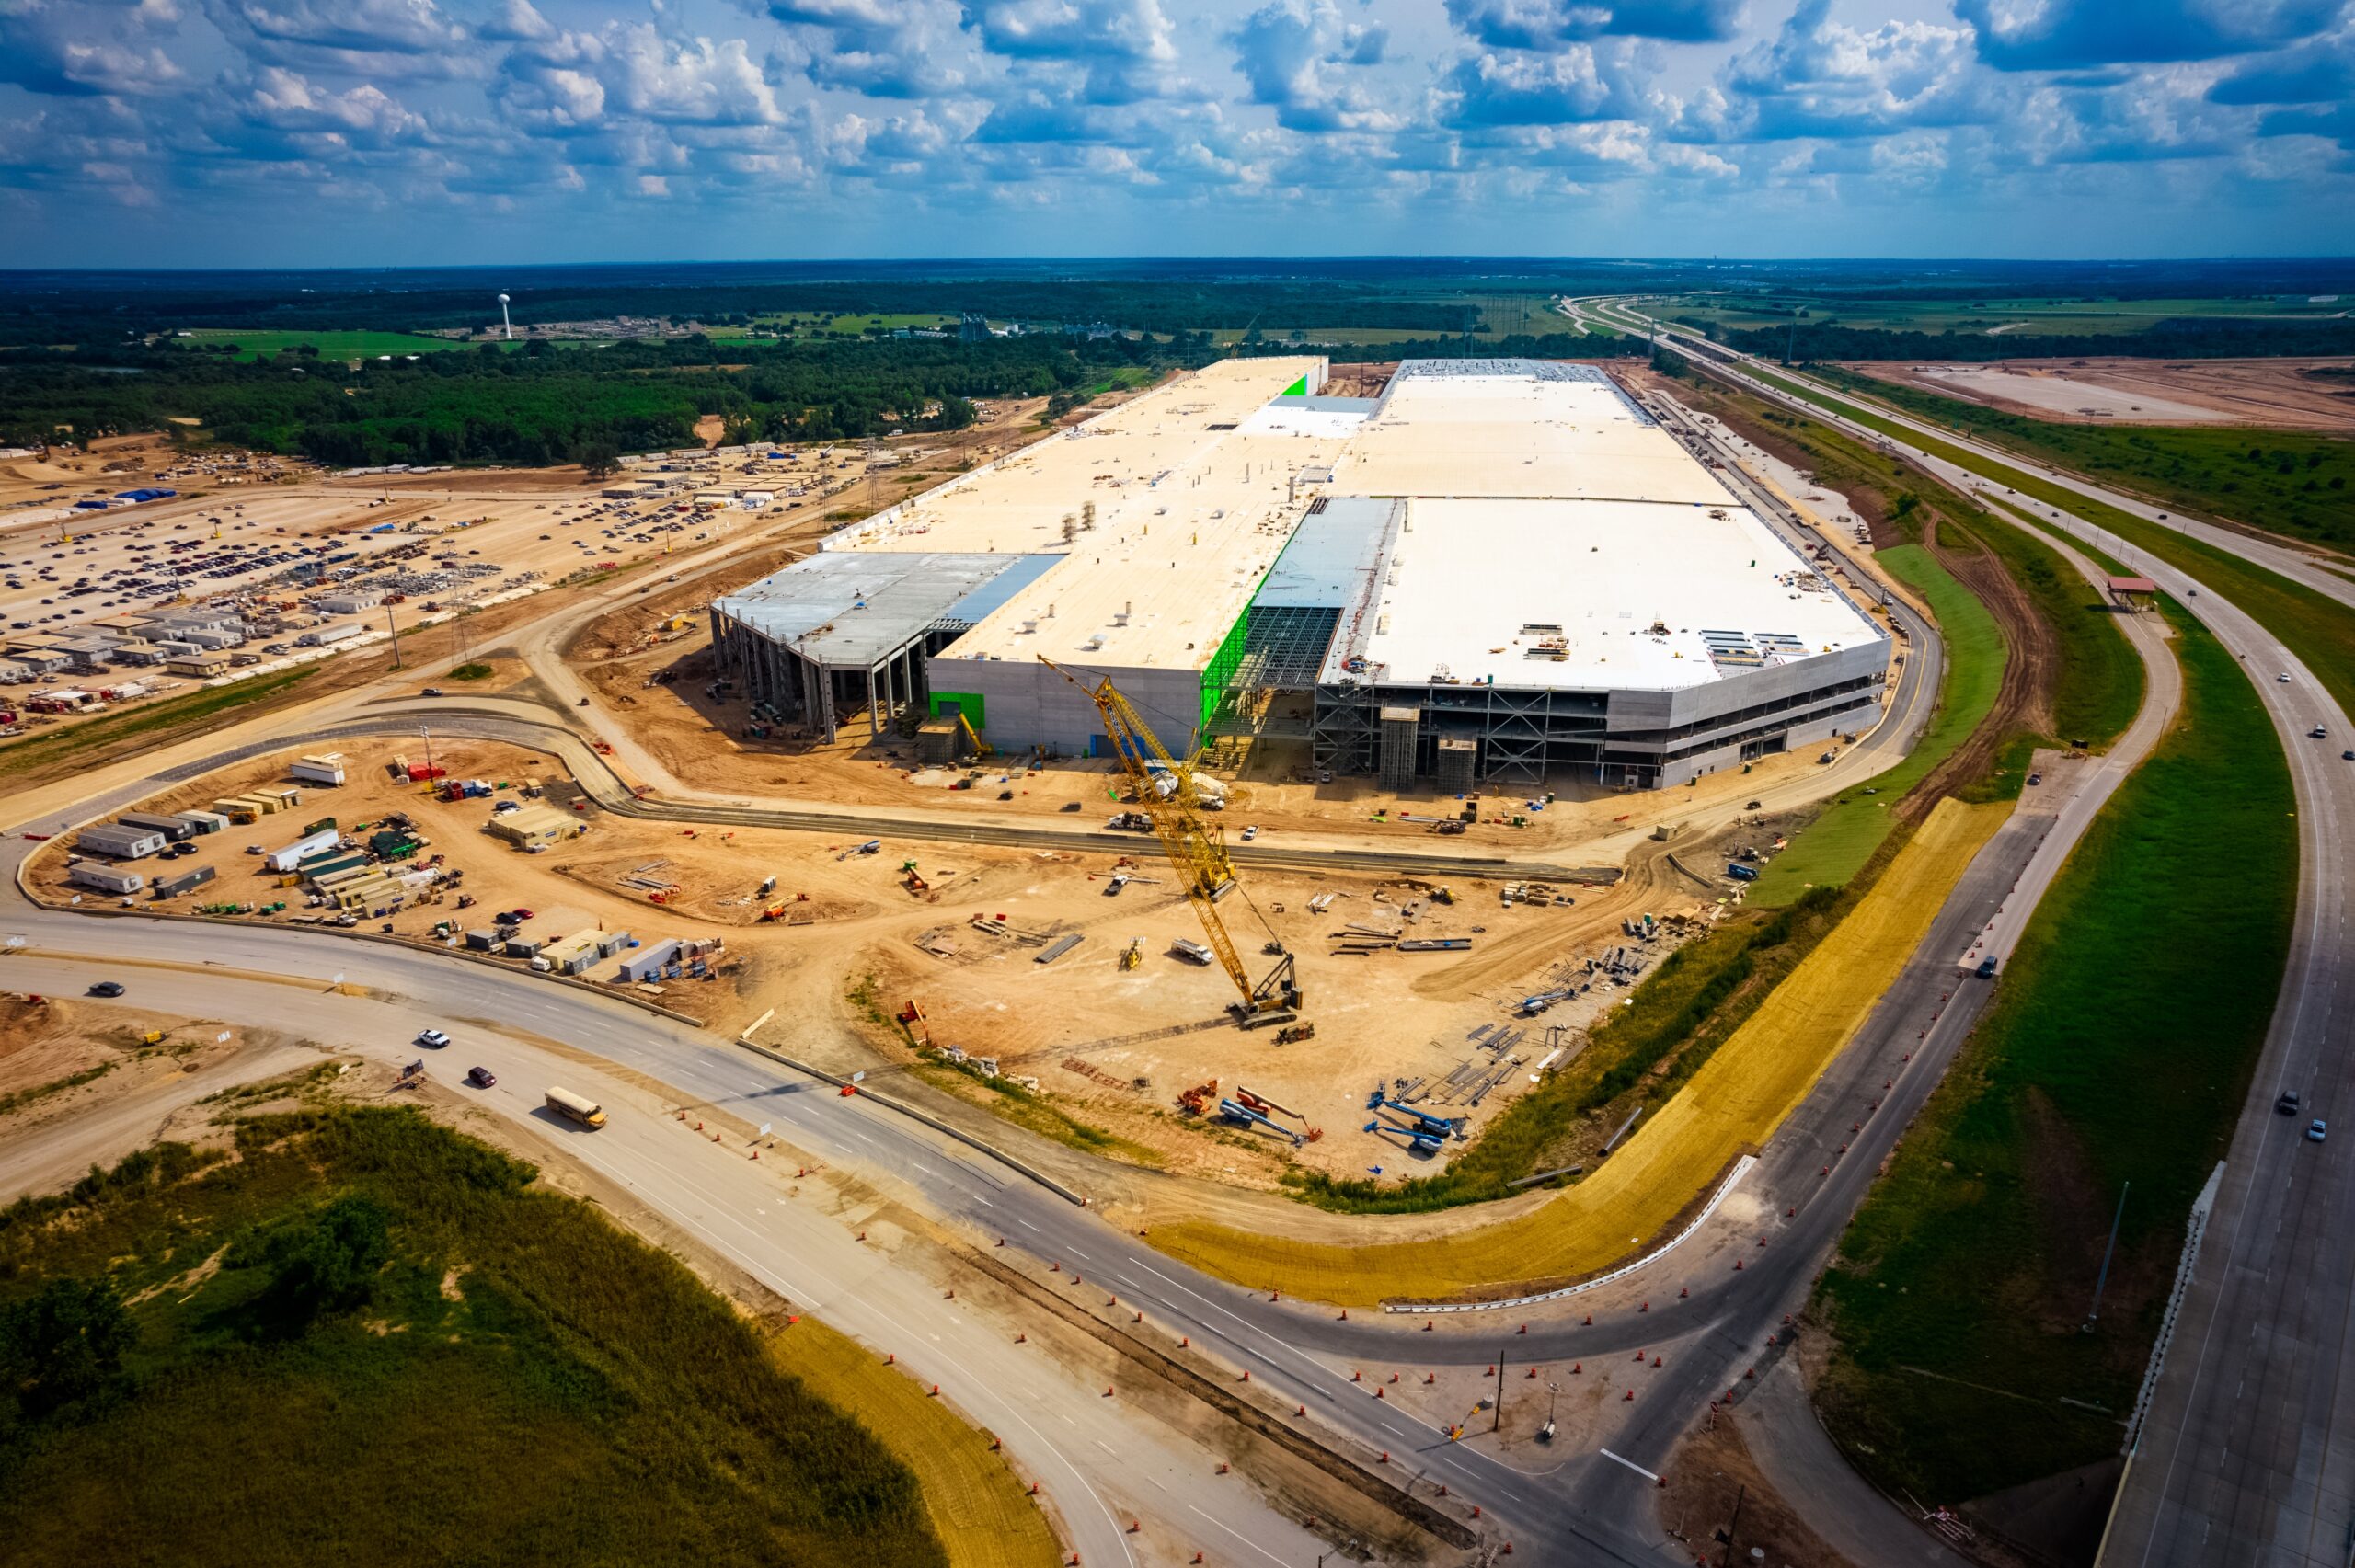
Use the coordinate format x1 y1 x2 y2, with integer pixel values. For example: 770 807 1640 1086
711 356 1891 789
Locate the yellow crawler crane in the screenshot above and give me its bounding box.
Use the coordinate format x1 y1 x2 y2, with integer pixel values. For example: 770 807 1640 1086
1039 657 1301 1027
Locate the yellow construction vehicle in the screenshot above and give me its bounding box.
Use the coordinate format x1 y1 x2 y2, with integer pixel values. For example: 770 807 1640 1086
954 708 994 758
1120 937 1143 970
1040 657 1300 1027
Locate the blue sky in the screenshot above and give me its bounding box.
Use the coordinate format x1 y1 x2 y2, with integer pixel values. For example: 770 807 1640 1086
3 0 2351 268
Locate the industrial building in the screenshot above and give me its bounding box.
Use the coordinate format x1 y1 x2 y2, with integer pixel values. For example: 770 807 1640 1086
710 357 1891 789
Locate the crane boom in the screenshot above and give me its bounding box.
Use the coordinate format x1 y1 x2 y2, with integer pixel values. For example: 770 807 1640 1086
1040 657 1299 1024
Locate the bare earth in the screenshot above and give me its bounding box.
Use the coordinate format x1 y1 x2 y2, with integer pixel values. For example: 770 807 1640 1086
1852 357 2355 429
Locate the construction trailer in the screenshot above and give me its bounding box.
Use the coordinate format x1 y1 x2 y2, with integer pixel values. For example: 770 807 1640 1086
615 940 681 983
171 810 229 836
69 864 146 896
265 829 339 874
485 805 587 851
116 811 195 842
289 752 348 787
76 823 167 861
152 864 217 899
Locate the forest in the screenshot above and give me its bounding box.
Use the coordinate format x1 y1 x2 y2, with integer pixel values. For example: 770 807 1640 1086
0 332 1206 467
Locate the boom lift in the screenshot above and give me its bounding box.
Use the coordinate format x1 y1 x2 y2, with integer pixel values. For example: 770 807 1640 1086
954 708 994 758
1040 657 1301 1027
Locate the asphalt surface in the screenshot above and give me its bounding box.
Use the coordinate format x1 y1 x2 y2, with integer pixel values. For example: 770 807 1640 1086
1623 315 2355 1568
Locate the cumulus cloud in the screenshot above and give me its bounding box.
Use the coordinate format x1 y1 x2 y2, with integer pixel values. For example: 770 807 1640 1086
752 0 968 97
0 0 184 97
1445 0 1744 47
1955 0 2342 72
969 0 1188 104
0 0 2350 260
1228 0 1395 132
1682 0 1994 142
1438 42 1648 127
2207 28 2354 103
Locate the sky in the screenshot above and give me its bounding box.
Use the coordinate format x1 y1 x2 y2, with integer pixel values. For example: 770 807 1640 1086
2 0 2352 269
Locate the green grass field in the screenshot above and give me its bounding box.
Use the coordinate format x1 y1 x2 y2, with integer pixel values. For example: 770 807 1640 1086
0 668 317 782
0 1107 951 1568
1760 365 2355 727
174 329 490 361
1813 606 2294 1506
1745 543 2004 903
1820 366 2355 555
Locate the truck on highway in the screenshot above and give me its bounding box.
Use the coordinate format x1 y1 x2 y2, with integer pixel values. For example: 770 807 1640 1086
545 1086 606 1128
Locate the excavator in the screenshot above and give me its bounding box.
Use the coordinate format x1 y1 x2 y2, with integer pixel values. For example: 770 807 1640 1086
1040 656 1301 1028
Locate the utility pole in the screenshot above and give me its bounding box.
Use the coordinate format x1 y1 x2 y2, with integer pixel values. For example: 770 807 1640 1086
1718 1483 1748 1567
1494 1345 1505 1432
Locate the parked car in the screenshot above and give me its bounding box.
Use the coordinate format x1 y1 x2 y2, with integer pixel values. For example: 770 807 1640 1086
416 1027 451 1048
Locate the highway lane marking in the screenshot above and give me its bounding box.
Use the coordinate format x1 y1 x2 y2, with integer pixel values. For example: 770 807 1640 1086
1189 1505 1290 1567
1597 1448 1661 1484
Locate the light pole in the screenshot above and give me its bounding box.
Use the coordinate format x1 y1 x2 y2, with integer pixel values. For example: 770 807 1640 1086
420 724 434 782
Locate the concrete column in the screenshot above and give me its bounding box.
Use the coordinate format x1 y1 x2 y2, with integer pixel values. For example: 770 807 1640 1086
868 665 882 738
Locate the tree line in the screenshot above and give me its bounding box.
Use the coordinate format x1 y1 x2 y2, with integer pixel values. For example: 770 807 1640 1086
0 332 1215 468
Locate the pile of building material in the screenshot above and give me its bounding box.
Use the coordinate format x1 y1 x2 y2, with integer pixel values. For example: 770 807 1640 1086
970 913 1052 946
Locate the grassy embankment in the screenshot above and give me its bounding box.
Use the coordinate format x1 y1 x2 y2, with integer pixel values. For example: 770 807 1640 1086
0 1106 1049 1568
1814 607 2294 1505
0 669 317 784
1672 382 2139 903
1746 363 2355 727
1153 797 2007 1307
1815 364 2355 555
1744 542 2003 904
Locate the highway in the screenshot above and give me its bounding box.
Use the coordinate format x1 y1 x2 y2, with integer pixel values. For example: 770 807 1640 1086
1591 303 2355 1567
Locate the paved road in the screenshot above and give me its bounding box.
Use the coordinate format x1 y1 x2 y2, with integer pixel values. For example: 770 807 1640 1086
1607 309 2355 1568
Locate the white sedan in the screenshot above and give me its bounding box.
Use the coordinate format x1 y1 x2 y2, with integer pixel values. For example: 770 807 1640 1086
416 1028 452 1048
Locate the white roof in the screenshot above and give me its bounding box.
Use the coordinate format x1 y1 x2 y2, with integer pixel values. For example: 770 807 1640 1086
1332 496 1880 692
1339 363 1732 505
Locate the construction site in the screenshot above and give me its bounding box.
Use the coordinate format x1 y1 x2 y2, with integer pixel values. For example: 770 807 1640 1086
711 356 1891 789
32 717 1826 1189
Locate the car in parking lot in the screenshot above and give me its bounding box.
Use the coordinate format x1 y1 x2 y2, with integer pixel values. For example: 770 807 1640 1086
416 1028 452 1048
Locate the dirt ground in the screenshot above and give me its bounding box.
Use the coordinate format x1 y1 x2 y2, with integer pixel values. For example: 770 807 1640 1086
0 990 306 1135
38 736 1773 1190
1659 1399 1859 1568
1853 357 2355 430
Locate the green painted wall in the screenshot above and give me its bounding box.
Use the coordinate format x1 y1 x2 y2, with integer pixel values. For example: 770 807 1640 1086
928 692 985 729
